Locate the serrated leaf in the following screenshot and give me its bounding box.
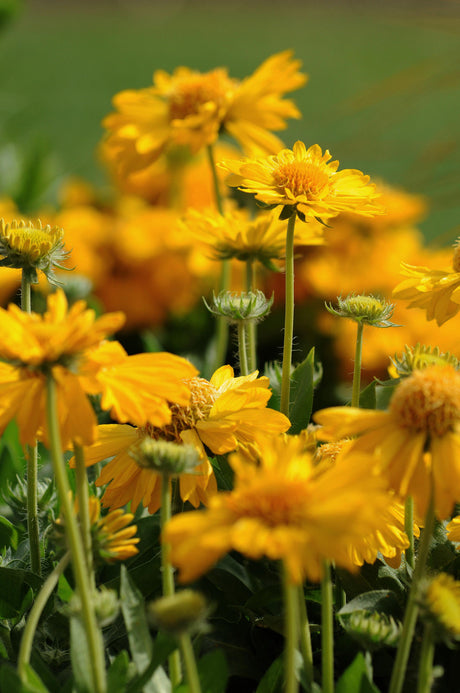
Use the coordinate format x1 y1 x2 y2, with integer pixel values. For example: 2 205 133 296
289 348 318 434
335 652 381 693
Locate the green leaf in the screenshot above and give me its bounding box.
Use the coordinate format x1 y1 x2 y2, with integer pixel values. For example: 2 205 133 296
335 652 381 693
107 651 130 693
255 656 283 693
338 590 401 618
0 567 42 619
120 565 172 693
359 380 377 409
176 650 228 693
279 205 295 220
289 348 319 434
0 515 18 550
18 664 50 693
70 614 95 693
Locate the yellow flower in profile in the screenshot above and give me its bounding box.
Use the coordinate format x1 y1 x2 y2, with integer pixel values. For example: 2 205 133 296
393 240 460 326
0 218 69 285
446 514 460 546
102 51 306 175
88 495 140 563
314 365 460 519
181 206 324 266
0 289 197 448
221 141 382 223
163 434 389 585
421 573 460 642
82 366 290 514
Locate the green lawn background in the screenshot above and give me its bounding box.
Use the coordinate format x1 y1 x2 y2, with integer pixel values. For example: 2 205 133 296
1 1 460 243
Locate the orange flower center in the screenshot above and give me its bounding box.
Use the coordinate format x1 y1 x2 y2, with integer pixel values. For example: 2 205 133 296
389 367 460 437
227 478 308 527
452 240 460 272
143 377 218 443
273 161 329 199
169 70 234 121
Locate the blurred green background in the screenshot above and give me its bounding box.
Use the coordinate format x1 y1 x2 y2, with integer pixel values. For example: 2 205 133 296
1 0 460 242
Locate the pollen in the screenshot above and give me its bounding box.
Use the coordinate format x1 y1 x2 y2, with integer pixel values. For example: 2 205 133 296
273 161 329 199
452 238 460 273
143 377 219 443
168 70 234 121
389 366 460 437
0 218 64 263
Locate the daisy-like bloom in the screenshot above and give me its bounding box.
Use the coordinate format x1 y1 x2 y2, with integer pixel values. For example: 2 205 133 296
163 433 390 584
88 495 140 563
221 141 382 223
102 51 306 176
0 218 70 286
389 344 459 379
393 239 460 326
314 364 460 519
180 206 324 267
446 514 460 546
419 573 460 642
82 365 290 514
0 289 197 448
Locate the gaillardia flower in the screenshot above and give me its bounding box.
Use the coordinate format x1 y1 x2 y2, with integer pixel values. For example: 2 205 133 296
102 51 306 175
393 239 460 325
221 141 382 223
82 366 290 514
0 218 69 285
314 365 460 519
163 434 389 584
0 289 197 448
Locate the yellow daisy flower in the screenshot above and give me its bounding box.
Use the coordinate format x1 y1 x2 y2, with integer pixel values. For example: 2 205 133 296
163 434 390 585
82 366 290 514
421 573 460 641
88 495 140 563
180 206 324 266
393 240 460 325
0 289 197 448
314 365 460 519
102 51 306 175
221 141 382 223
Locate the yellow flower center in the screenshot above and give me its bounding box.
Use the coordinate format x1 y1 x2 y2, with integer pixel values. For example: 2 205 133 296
426 574 460 637
273 161 329 199
452 239 460 273
169 70 234 121
143 377 218 442
0 219 64 262
389 366 460 437
228 478 307 527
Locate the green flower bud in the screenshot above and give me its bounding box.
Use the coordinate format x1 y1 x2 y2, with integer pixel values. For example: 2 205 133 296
326 294 397 327
390 344 459 378
338 610 401 650
147 590 209 636
130 439 200 476
204 290 273 324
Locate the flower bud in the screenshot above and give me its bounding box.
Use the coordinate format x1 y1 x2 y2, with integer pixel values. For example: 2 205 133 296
338 610 401 650
204 290 273 324
130 439 200 476
147 589 209 636
326 294 397 327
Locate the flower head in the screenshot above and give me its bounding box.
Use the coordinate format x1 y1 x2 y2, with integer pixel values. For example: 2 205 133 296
82 366 290 514
326 294 397 327
164 434 390 584
221 141 382 223
88 495 140 563
204 290 273 324
419 573 460 643
393 240 460 325
102 51 306 176
0 218 70 285
389 344 459 378
314 364 460 519
0 289 197 447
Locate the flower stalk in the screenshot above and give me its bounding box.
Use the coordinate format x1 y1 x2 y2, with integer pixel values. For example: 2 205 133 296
351 321 364 408
74 443 94 581
179 632 202 693
321 561 334 693
416 623 435 693
282 563 299 693
280 214 296 418
297 586 314 684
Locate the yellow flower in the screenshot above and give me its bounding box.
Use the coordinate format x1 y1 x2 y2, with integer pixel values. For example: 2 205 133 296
221 141 382 223
314 365 460 519
0 289 197 448
102 51 306 175
393 241 460 325
421 573 460 641
164 434 390 585
88 495 140 563
446 514 460 546
0 218 69 286
181 206 324 266
82 366 290 514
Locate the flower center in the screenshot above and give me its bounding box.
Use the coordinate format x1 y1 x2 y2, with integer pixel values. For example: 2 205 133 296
142 377 218 443
0 219 64 262
389 366 460 437
452 239 460 272
227 478 307 527
272 161 329 199
169 70 234 121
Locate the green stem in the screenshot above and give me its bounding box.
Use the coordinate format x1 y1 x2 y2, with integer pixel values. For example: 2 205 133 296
207 143 230 371
237 322 249 376
388 488 436 693
179 633 202 693
246 260 257 372
282 563 299 693
416 623 435 693
404 496 415 572
297 585 314 684
351 321 364 408
160 474 182 688
46 375 106 693
21 274 41 576
18 552 70 678
280 215 296 418
74 443 94 583
321 561 334 693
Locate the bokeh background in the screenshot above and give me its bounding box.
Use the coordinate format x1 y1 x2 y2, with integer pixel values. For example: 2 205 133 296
1 0 460 243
